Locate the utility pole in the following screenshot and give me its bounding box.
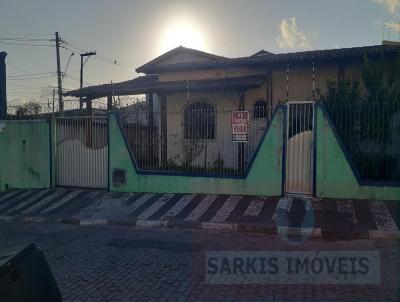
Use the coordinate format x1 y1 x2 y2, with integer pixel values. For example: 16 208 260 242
52 89 55 117
79 51 96 109
55 32 63 113
0 52 7 120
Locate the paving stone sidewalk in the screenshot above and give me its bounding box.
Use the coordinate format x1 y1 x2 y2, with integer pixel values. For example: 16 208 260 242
0 188 399 239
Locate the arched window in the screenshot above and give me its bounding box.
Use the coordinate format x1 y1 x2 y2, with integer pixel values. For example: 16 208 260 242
184 101 216 140
253 99 270 119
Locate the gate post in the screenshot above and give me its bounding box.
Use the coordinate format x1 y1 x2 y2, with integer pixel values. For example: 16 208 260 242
281 104 288 196
49 117 56 188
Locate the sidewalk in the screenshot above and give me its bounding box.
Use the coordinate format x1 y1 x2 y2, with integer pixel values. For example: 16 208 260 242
0 188 399 239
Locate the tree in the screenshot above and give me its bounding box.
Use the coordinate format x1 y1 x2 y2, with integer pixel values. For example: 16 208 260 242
319 53 400 181
15 101 43 117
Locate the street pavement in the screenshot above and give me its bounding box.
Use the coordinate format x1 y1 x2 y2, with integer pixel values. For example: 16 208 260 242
0 188 399 239
0 221 399 301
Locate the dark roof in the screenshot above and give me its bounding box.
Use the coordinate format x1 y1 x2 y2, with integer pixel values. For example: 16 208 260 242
136 46 226 74
64 75 158 98
251 50 274 57
64 74 267 98
138 45 400 74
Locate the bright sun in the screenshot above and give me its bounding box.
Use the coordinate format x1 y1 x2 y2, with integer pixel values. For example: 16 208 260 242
160 20 206 53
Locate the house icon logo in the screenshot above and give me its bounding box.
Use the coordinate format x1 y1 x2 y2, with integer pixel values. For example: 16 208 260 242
274 196 316 245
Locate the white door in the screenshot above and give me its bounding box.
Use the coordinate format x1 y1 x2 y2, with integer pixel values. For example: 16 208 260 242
285 102 314 194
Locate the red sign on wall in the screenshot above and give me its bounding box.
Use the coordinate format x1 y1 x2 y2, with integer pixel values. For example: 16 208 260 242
231 111 249 142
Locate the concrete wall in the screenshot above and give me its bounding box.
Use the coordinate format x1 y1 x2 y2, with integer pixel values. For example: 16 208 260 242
0 120 51 191
109 106 284 196
315 105 400 201
271 63 340 102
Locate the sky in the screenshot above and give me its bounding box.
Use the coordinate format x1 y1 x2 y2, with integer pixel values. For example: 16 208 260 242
0 0 399 105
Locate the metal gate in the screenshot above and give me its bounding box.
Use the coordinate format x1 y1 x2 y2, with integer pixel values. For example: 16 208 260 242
55 116 108 188
285 102 314 194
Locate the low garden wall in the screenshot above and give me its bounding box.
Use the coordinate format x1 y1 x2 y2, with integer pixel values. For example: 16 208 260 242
315 104 400 201
109 107 285 196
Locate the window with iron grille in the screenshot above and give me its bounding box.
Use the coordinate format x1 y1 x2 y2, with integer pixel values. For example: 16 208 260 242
253 99 270 119
184 101 216 140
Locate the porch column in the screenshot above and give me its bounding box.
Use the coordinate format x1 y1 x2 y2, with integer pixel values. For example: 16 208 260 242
160 94 167 170
86 98 93 116
85 97 94 150
238 91 245 173
147 93 154 168
266 71 273 110
0 52 7 120
107 95 113 111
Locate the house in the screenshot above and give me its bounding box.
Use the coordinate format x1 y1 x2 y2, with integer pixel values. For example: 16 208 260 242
64 43 400 174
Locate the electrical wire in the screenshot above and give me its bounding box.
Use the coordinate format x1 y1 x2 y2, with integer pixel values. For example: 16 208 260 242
8 72 56 78
60 35 131 71
0 36 51 42
7 61 55 91
0 41 53 47
62 52 75 83
63 73 93 86
8 75 57 80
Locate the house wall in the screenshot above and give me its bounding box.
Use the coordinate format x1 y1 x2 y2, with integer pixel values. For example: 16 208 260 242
159 61 357 103
158 67 266 82
160 61 350 169
109 107 284 196
164 81 271 169
271 63 340 102
0 120 51 191
315 105 400 201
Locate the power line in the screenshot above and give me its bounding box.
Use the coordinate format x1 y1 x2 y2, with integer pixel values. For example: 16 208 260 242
0 32 52 37
63 73 93 86
8 75 56 80
7 83 45 88
0 36 51 42
60 35 131 70
7 61 55 87
0 41 53 47
62 52 75 83
8 72 55 78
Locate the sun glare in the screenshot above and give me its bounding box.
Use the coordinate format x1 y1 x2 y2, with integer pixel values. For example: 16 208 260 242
160 20 206 54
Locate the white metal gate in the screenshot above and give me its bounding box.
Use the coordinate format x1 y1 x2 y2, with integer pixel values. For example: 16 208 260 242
285 102 314 195
55 116 108 188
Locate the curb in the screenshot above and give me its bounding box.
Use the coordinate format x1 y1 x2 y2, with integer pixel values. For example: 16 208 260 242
6 215 400 240
80 219 108 226
23 216 46 224
237 223 276 234
277 226 322 238
201 222 238 231
369 230 400 240
136 220 168 227
166 219 201 229
0 215 14 222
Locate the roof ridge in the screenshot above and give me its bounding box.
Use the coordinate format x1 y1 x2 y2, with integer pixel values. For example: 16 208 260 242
136 46 225 74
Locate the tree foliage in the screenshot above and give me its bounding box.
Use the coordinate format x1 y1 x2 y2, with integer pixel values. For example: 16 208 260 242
319 53 400 181
14 101 43 117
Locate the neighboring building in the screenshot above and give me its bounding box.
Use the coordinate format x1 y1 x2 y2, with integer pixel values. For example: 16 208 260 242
64 43 400 172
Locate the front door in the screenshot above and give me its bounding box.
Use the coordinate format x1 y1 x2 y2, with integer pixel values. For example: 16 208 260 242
285 102 314 195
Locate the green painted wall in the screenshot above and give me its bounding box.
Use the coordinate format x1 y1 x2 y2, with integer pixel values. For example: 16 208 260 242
316 106 400 201
109 108 284 196
0 120 51 192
